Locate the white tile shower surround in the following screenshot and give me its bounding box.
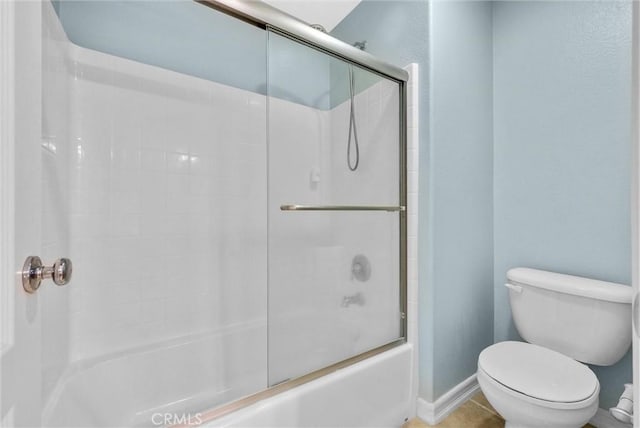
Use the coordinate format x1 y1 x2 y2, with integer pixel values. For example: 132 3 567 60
406 62 420 419
41 4 420 426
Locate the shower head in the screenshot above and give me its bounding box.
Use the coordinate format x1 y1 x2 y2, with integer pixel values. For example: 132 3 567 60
353 40 367 51
310 24 327 33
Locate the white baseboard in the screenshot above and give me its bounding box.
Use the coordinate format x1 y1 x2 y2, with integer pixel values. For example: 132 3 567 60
416 374 480 425
590 408 632 428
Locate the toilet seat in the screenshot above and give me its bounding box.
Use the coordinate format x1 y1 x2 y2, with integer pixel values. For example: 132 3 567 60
478 341 598 406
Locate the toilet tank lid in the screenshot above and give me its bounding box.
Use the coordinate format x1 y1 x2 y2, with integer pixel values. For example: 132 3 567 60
507 268 632 303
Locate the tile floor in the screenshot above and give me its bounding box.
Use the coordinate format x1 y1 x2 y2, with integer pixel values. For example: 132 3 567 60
403 392 595 428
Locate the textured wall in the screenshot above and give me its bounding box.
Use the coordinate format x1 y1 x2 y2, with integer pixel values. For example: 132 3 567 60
428 0 494 400
493 1 632 408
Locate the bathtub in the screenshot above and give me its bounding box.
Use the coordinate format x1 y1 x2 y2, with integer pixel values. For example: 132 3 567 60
43 333 413 427
199 343 414 427
42 323 266 427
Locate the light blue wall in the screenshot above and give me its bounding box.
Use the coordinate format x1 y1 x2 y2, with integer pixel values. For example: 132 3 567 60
54 1 267 93
268 31 331 110
333 0 494 402
493 1 632 409
52 0 334 109
429 0 494 400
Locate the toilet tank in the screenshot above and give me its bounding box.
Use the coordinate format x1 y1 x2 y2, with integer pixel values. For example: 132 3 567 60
507 267 633 366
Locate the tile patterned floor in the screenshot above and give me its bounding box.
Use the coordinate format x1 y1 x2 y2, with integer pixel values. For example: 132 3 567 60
403 392 595 428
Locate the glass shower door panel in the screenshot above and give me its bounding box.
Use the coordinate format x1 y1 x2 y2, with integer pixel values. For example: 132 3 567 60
268 212 401 384
40 3 269 425
267 31 403 385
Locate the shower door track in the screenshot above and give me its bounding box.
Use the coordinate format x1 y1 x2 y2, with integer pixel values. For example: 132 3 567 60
197 0 409 83
193 339 406 424
186 0 409 425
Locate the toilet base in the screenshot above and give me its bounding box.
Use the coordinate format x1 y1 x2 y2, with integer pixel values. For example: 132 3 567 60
477 367 598 428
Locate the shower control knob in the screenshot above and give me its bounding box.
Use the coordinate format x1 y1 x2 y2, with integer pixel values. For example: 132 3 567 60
351 254 371 282
22 256 73 293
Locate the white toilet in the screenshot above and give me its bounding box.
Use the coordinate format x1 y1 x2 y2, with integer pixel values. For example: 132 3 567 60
478 267 633 428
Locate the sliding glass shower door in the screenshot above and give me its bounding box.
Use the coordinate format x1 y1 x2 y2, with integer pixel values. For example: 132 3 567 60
3 3 406 425
267 31 405 386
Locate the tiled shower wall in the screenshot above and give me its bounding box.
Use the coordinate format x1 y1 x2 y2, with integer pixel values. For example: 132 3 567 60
67 46 268 361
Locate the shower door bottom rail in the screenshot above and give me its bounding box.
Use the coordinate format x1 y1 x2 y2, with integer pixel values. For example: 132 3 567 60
280 204 406 212
183 339 406 426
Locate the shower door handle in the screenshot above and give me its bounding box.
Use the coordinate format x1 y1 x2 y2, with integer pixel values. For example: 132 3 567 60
22 256 73 293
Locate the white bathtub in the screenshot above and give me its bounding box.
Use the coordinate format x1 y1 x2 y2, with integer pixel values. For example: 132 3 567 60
43 323 268 427
205 344 414 428
43 336 413 427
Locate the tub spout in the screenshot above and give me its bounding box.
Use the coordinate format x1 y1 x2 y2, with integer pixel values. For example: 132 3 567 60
341 292 365 307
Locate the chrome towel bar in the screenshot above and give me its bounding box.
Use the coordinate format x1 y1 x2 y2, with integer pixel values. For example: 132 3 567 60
280 204 406 212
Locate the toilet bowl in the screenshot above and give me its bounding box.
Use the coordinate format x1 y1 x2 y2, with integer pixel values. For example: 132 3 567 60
477 268 633 428
478 341 599 428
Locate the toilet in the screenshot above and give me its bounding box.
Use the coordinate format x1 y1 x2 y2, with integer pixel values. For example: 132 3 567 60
478 268 633 428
